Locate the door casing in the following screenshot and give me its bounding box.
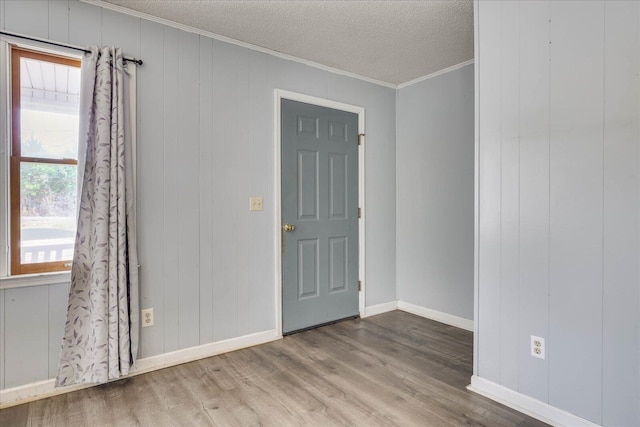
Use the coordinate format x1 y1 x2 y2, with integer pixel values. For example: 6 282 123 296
274 89 365 338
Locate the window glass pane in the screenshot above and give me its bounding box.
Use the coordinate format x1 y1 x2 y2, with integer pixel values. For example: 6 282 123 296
20 162 76 264
20 57 80 159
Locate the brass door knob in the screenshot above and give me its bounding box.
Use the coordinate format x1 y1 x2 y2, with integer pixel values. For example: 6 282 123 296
283 223 295 232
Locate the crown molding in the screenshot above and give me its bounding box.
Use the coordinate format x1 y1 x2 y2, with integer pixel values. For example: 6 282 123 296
397 59 475 89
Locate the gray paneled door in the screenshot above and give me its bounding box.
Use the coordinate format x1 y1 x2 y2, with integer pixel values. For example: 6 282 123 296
281 99 359 334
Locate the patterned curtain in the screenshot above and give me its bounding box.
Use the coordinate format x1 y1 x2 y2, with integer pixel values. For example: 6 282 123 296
56 47 139 387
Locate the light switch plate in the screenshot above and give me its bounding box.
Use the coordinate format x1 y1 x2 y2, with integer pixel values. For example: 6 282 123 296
250 197 263 211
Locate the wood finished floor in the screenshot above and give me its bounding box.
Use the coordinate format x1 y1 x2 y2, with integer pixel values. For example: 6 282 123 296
0 311 549 427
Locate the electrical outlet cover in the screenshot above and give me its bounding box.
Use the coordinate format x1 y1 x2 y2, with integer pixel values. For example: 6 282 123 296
531 335 545 360
141 308 154 327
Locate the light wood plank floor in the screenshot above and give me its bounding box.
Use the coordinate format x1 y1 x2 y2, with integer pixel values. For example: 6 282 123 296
0 311 548 426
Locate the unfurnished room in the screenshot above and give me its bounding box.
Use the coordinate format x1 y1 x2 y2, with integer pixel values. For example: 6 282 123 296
0 1 638 426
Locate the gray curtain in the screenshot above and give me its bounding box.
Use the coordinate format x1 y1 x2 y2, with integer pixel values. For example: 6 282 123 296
56 46 139 387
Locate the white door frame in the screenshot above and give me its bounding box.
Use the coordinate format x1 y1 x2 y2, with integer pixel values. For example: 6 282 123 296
274 89 366 338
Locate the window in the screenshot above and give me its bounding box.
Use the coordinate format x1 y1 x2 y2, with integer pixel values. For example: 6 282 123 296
9 47 81 275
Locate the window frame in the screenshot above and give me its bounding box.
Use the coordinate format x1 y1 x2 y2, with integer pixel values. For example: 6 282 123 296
9 46 81 275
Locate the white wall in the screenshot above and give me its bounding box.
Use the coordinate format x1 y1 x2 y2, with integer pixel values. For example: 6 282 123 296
0 0 397 390
475 1 639 425
396 64 474 321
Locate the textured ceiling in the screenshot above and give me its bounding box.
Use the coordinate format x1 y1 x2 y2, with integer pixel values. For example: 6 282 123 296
99 0 474 86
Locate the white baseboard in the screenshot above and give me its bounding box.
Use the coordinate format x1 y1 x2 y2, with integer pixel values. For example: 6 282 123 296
362 301 398 318
397 301 474 331
0 329 279 409
132 329 279 374
468 376 601 427
1 305 474 408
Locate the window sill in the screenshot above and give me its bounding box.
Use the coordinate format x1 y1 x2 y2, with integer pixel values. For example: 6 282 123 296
0 271 71 290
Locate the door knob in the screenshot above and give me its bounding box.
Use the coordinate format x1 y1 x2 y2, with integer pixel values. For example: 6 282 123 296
283 223 295 232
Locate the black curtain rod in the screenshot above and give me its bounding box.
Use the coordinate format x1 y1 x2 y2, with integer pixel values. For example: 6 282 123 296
0 30 143 65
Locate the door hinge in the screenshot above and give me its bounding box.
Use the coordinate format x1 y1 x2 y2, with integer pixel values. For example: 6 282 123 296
358 207 362 219
358 280 362 292
358 133 365 146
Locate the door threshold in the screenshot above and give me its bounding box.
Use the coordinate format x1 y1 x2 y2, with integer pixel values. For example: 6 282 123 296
283 315 360 336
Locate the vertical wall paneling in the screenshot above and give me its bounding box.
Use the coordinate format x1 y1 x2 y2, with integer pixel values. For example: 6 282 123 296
247 51 275 333
602 2 640 425
177 30 201 349
68 0 101 47
0 0 5 30
212 39 239 341
162 27 180 353
270 56 329 102
4 287 49 388
101 9 140 58
137 19 165 358
395 91 412 308
478 1 640 423
48 0 68 43
498 1 520 391
3 0 48 38
477 0 503 383
548 2 604 423
517 0 550 403
198 35 214 345
395 65 474 320
326 74 371 111
48 283 69 378
235 48 250 337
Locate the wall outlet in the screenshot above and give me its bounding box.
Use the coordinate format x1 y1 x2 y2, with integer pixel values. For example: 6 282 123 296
249 196 263 211
531 335 545 359
141 308 154 327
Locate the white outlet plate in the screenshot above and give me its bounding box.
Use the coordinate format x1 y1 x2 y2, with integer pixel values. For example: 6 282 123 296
531 335 545 359
249 196 263 211
141 308 154 327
